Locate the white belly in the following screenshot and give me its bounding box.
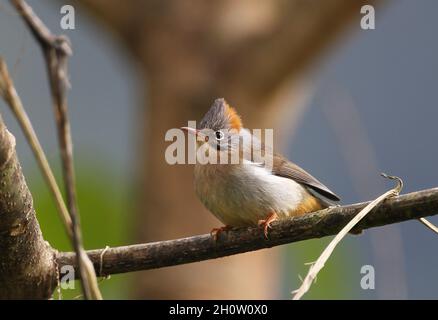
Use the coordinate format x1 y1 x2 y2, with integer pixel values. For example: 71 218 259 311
194 162 311 226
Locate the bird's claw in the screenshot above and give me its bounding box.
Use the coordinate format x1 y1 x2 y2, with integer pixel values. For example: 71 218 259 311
258 212 278 239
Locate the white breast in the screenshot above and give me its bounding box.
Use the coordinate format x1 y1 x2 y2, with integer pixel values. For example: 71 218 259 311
194 161 309 226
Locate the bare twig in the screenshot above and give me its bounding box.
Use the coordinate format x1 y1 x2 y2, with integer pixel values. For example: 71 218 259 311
321 85 408 298
292 174 403 300
56 186 438 278
10 0 102 300
419 217 438 235
10 0 75 210
0 59 72 234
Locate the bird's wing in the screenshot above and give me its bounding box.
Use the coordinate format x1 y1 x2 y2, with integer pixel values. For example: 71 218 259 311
272 155 340 201
243 130 340 201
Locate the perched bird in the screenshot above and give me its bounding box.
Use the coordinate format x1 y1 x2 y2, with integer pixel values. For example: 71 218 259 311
182 98 340 238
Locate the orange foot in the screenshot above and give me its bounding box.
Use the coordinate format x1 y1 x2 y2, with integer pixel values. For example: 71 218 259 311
210 225 232 241
258 212 278 239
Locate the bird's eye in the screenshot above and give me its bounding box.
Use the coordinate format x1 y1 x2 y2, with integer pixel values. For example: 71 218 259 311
215 130 225 140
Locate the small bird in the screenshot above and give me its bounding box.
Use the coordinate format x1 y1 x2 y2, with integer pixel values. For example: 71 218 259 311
182 98 340 239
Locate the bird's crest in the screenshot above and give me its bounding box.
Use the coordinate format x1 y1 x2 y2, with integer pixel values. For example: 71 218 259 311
199 98 242 131
223 101 242 131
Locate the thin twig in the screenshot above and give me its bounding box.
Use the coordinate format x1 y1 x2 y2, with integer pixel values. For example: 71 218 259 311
55 186 438 278
10 0 102 300
0 58 73 234
292 173 403 300
418 217 438 235
12 0 102 299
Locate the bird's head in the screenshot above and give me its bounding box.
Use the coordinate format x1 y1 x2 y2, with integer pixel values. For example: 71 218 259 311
182 98 243 154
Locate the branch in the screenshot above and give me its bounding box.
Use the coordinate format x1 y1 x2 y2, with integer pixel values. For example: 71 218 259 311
0 58 72 234
0 112 56 299
11 0 102 300
292 173 402 299
419 217 438 235
57 187 438 278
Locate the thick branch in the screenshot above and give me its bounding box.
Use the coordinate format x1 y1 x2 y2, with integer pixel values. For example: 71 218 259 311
57 187 438 278
0 113 56 299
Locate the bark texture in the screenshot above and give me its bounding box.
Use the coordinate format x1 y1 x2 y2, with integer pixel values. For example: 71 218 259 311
0 115 57 299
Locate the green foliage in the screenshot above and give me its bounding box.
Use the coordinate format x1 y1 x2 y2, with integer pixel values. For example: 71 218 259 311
28 159 133 299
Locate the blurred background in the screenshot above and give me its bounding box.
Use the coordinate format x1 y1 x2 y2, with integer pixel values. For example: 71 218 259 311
0 0 437 299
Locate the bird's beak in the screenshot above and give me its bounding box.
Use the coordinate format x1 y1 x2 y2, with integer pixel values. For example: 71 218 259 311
181 127 199 136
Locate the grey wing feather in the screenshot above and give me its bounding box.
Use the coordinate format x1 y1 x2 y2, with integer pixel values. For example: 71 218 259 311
272 155 340 201
246 134 340 201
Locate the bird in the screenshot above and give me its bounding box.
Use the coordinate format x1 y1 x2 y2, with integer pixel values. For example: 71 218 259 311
182 98 340 239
